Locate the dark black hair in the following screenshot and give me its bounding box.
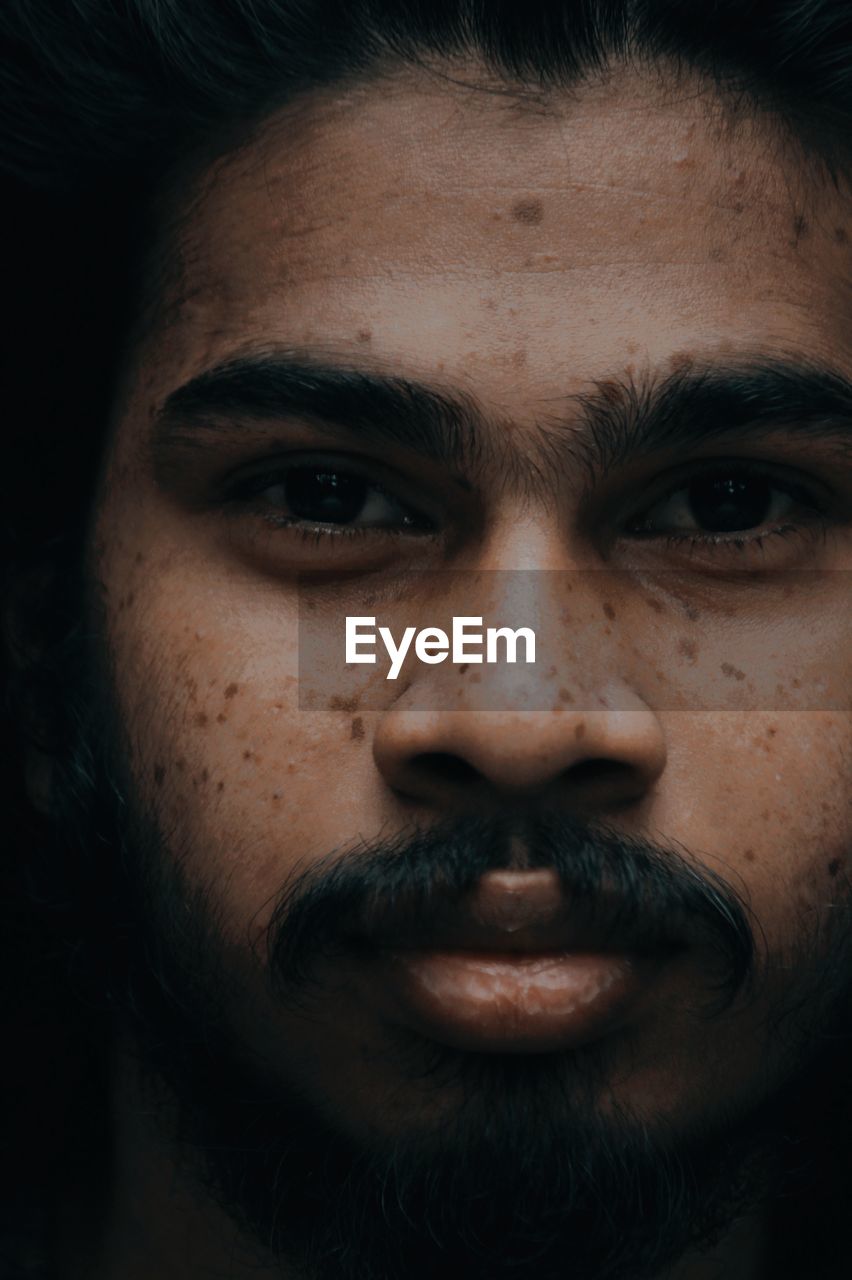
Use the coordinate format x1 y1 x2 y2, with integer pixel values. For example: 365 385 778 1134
4 0 852 190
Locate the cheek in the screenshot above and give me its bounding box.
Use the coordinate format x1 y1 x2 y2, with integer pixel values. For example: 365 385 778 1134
100 549 380 941
658 711 852 950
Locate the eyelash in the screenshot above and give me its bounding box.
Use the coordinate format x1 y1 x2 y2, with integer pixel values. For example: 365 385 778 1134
226 458 832 559
625 467 828 558
267 518 382 543
660 523 821 555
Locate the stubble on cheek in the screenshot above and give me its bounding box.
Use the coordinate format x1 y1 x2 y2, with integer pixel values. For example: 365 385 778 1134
667 709 852 968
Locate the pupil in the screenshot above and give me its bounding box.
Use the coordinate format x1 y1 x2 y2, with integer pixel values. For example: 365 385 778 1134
688 474 772 533
285 468 367 523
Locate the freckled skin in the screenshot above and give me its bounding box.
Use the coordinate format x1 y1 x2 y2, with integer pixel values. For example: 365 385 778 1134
511 197 544 224
86 60 852 1279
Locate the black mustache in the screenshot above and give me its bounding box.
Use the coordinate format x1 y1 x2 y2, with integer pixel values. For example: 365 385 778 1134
267 813 755 1006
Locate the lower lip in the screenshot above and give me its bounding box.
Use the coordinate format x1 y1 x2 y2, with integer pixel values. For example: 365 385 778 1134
374 948 659 1053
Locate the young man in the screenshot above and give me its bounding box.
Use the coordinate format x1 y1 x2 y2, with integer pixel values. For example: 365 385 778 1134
2 3 851 1277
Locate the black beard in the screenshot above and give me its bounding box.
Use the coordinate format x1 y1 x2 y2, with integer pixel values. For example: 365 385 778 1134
31 631 852 1280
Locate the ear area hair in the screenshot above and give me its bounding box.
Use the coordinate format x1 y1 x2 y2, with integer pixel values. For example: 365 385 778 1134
3 551 80 815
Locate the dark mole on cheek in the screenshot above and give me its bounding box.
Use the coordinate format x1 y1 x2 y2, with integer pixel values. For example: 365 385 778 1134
216 712 227 724
558 688 574 703
194 712 208 728
721 662 746 681
511 197 544 225
224 683 239 699
602 602 616 621
791 213 809 242
458 664 469 675
356 328 372 343
743 848 755 863
351 716 365 740
678 637 698 661
330 694 360 712
216 780 225 793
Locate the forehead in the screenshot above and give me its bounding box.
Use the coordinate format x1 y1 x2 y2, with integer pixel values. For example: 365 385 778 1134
126 62 852 416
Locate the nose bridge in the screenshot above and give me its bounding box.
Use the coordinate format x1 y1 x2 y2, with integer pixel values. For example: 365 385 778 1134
407 568 631 712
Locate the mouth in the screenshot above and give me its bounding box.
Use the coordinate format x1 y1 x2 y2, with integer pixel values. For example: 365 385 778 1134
351 869 683 1053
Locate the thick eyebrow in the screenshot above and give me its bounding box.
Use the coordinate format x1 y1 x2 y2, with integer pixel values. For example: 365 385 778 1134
558 357 852 480
154 354 485 473
153 350 852 481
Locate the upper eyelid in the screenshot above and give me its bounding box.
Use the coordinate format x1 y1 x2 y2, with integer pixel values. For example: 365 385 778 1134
220 448 840 533
226 458 440 534
226 455 408 499
627 458 829 510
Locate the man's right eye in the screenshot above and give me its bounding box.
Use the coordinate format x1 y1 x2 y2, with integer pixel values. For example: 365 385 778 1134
230 462 432 534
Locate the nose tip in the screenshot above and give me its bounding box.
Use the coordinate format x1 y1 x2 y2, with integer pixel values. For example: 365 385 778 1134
372 703 666 812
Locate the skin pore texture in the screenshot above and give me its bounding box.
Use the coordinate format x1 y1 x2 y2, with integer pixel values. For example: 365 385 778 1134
72 59 852 1280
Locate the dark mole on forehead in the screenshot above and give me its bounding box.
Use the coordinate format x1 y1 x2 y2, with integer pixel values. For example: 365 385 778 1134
351 716 365 740
511 197 544 224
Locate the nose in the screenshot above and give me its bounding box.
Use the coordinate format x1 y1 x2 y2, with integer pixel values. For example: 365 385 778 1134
372 697 666 813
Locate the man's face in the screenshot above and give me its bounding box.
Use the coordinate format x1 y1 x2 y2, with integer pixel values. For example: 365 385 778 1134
85 61 851 1274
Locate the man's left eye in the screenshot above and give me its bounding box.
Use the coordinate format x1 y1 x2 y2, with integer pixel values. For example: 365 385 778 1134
238 464 426 530
629 468 819 538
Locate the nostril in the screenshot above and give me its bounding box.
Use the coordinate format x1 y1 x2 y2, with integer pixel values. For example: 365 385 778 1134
567 758 629 784
415 752 482 785
565 757 647 805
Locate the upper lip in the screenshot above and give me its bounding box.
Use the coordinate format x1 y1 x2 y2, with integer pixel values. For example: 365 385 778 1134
351 869 684 957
